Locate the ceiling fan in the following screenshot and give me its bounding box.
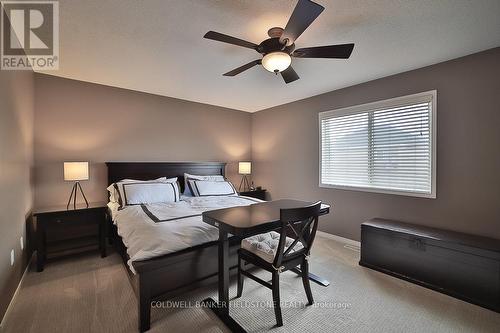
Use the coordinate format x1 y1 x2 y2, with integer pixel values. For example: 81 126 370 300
203 0 355 84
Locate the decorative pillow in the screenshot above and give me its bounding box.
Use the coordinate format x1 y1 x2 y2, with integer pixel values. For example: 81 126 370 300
188 180 237 197
121 182 180 206
112 177 177 208
183 173 225 196
107 177 169 203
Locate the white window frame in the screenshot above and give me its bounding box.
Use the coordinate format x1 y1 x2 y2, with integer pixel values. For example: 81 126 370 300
319 90 437 198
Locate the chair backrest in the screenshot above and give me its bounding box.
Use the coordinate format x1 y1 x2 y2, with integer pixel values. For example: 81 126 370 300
273 201 322 268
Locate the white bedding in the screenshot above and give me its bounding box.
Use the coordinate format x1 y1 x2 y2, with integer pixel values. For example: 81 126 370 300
112 195 262 273
107 202 120 220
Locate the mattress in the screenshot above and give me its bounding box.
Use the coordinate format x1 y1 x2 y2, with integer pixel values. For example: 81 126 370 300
112 195 262 273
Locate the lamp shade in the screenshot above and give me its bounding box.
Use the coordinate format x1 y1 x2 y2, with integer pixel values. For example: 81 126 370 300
238 161 251 175
64 162 89 181
262 52 291 73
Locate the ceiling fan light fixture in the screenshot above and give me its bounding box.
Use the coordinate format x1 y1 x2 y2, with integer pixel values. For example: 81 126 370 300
262 52 291 73
204 0 353 83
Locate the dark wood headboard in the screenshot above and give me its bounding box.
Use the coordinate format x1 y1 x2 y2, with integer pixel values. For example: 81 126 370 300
105 162 226 193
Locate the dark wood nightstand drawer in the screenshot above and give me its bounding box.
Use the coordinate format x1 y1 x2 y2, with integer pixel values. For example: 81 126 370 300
42 211 101 241
238 189 267 200
43 211 97 226
44 210 101 225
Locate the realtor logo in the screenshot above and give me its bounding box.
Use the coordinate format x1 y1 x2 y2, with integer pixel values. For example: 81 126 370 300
1 1 59 70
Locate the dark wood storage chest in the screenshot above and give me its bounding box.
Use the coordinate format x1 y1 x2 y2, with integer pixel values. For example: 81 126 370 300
360 218 500 312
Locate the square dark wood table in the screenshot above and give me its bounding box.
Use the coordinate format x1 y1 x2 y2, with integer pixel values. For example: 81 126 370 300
202 199 330 332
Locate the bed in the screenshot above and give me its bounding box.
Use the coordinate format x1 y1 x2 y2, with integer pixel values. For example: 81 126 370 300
106 162 258 332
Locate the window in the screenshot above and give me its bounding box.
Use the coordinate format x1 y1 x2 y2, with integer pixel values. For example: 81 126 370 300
319 91 436 198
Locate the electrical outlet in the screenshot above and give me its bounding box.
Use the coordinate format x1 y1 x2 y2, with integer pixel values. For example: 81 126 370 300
20 236 24 250
10 249 14 266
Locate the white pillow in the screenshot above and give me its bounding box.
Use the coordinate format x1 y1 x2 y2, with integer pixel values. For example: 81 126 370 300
183 173 225 196
188 180 237 197
121 182 180 205
107 177 169 203
112 177 177 208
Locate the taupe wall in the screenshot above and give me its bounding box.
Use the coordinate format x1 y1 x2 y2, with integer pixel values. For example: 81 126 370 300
31 48 500 240
252 47 500 241
33 74 252 208
0 70 34 320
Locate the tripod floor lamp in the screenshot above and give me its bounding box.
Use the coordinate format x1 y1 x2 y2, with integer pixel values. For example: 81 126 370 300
238 161 252 192
64 162 89 210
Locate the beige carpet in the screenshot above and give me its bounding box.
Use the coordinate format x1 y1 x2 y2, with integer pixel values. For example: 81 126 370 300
2 235 500 333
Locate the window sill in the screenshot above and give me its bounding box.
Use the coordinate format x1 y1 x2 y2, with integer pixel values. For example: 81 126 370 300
319 183 436 199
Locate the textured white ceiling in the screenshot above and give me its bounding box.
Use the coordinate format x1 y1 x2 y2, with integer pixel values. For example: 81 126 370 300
38 0 500 112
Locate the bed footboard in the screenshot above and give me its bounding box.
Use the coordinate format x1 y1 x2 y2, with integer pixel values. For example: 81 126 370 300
123 231 240 332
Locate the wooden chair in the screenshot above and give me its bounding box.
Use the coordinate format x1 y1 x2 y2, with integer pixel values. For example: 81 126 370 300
236 201 322 327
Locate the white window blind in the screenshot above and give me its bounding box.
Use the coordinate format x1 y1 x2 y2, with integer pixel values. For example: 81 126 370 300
319 91 436 198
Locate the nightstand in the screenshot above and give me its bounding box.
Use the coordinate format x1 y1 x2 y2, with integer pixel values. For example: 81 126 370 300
238 188 267 200
34 202 107 272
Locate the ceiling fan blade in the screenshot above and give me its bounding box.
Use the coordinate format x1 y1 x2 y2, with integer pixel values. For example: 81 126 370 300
204 31 258 50
280 0 324 46
281 66 300 83
293 43 355 59
223 60 261 76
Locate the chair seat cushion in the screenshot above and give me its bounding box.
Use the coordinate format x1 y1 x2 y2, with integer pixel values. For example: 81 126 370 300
241 231 304 263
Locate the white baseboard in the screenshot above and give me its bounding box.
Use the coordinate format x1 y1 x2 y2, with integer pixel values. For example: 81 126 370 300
317 230 360 247
0 254 32 328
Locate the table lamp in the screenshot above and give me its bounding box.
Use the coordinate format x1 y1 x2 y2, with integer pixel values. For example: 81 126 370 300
238 161 251 192
64 162 89 209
